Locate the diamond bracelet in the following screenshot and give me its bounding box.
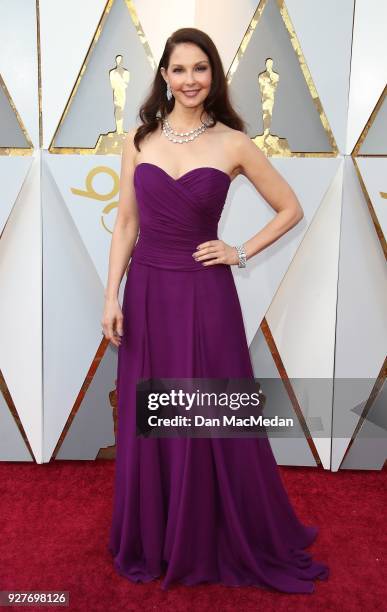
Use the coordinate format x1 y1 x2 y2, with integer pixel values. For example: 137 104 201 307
234 244 247 268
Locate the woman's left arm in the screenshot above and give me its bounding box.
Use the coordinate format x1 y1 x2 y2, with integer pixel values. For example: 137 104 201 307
193 132 304 266
232 131 304 261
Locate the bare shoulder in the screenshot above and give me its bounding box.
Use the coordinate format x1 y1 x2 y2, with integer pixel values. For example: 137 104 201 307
212 121 241 140
212 122 261 176
219 126 254 154
121 127 140 167
123 126 138 149
225 127 269 172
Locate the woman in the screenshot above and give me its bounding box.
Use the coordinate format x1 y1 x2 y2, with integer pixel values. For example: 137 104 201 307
103 27 329 592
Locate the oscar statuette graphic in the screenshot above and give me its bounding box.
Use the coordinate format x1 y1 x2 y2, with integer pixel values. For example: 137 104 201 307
253 58 291 156
96 54 130 153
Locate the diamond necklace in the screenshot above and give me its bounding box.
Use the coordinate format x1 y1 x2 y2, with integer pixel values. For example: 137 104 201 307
161 116 214 144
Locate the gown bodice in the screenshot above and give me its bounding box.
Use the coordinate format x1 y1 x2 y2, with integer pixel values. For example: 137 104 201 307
130 162 231 271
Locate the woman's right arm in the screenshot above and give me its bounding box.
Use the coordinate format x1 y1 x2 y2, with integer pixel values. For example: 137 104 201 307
101 128 139 347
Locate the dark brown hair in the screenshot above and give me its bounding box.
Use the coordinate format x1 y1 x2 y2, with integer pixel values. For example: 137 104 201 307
133 27 246 151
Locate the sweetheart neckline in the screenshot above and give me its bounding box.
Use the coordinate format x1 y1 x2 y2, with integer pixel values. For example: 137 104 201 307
134 162 232 183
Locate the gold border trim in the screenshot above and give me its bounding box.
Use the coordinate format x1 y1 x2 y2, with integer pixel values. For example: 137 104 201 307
50 338 114 461
0 370 36 461
36 0 43 148
260 318 324 466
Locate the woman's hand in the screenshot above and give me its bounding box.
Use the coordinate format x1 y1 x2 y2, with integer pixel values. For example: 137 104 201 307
101 297 124 348
192 240 240 266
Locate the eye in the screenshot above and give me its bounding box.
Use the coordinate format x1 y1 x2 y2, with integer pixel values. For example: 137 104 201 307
172 65 208 73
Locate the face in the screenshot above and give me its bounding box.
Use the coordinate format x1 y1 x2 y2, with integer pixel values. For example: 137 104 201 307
161 42 212 107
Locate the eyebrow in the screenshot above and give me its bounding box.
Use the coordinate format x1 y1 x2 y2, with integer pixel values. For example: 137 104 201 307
170 61 209 67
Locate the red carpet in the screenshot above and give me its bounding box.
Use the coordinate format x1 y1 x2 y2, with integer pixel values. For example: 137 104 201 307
1 460 386 611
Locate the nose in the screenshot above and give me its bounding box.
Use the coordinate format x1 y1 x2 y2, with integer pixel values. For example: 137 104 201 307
185 71 197 83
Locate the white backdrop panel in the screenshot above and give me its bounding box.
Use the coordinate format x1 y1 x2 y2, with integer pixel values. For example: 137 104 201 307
0 158 33 232
331 157 387 471
42 152 106 462
45 155 121 287
0 154 42 462
135 0 196 65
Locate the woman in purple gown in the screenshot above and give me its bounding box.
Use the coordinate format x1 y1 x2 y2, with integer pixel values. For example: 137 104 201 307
103 27 329 593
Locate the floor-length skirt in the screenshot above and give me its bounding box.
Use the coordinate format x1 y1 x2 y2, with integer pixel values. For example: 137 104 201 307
108 260 329 592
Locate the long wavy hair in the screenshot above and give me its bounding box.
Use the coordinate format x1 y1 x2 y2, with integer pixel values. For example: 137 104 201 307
133 27 246 151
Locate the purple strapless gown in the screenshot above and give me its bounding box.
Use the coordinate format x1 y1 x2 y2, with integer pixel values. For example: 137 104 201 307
108 162 329 592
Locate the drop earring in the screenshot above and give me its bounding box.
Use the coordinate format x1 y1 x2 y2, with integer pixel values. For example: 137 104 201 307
166 82 173 101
